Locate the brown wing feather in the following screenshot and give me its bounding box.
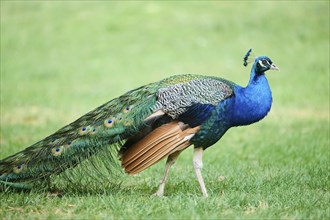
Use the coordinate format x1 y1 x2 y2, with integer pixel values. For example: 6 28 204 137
127 136 195 175
121 121 200 175
121 123 181 166
124 136 178 174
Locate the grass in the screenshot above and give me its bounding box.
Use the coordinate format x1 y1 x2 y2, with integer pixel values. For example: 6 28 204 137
0 1 329 219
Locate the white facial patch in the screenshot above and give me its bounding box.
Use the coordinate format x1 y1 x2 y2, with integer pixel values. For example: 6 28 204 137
258 59 270 68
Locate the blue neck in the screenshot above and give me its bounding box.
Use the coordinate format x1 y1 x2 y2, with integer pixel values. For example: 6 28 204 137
231 66 272 126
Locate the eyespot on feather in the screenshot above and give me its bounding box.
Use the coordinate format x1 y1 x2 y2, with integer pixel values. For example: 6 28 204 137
64 140 74 149
104 116 115 128
52 146 64 156
63 139 77 151
78 126 88 135
13 164 26 174
50 139 61 146
78 125 96 135
123 105 132 113
90 127 97 135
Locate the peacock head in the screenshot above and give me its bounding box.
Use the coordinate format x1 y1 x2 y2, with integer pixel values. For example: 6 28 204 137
254 56 280 74
244 49 280 74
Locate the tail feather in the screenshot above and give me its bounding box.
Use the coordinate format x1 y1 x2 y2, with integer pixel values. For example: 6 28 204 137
0 83 159 187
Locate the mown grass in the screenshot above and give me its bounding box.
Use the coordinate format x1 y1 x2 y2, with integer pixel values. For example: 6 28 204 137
1 1 329 219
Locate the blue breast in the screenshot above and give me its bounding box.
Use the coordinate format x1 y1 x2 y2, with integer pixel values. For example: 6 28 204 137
231 75 272 126
190 72 272 149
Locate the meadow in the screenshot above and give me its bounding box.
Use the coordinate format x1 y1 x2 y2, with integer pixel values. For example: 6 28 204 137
0 1 329 219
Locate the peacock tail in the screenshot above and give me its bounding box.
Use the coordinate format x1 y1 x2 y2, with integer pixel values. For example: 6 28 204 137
0 81 157 186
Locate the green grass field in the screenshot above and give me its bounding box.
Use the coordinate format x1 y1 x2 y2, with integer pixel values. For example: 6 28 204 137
1 1 329 219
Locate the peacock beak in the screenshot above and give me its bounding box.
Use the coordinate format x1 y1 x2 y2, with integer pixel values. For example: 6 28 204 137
270 64 280 71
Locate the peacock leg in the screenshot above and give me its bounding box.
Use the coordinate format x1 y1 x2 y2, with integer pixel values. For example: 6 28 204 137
193 147 208 197
154 150 182 197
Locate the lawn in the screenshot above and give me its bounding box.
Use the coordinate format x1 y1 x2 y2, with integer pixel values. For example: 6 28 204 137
0 1 329 219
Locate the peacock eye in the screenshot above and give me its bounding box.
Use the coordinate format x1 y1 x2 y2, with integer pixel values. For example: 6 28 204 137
78 126 92 135
90 127 97 135
262 60 270 66
13 164 26 174
104 116 114 127
123 105 133 113
52 146 64 156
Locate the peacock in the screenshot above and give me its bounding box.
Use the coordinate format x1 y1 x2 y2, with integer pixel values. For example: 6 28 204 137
0 49 279 197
